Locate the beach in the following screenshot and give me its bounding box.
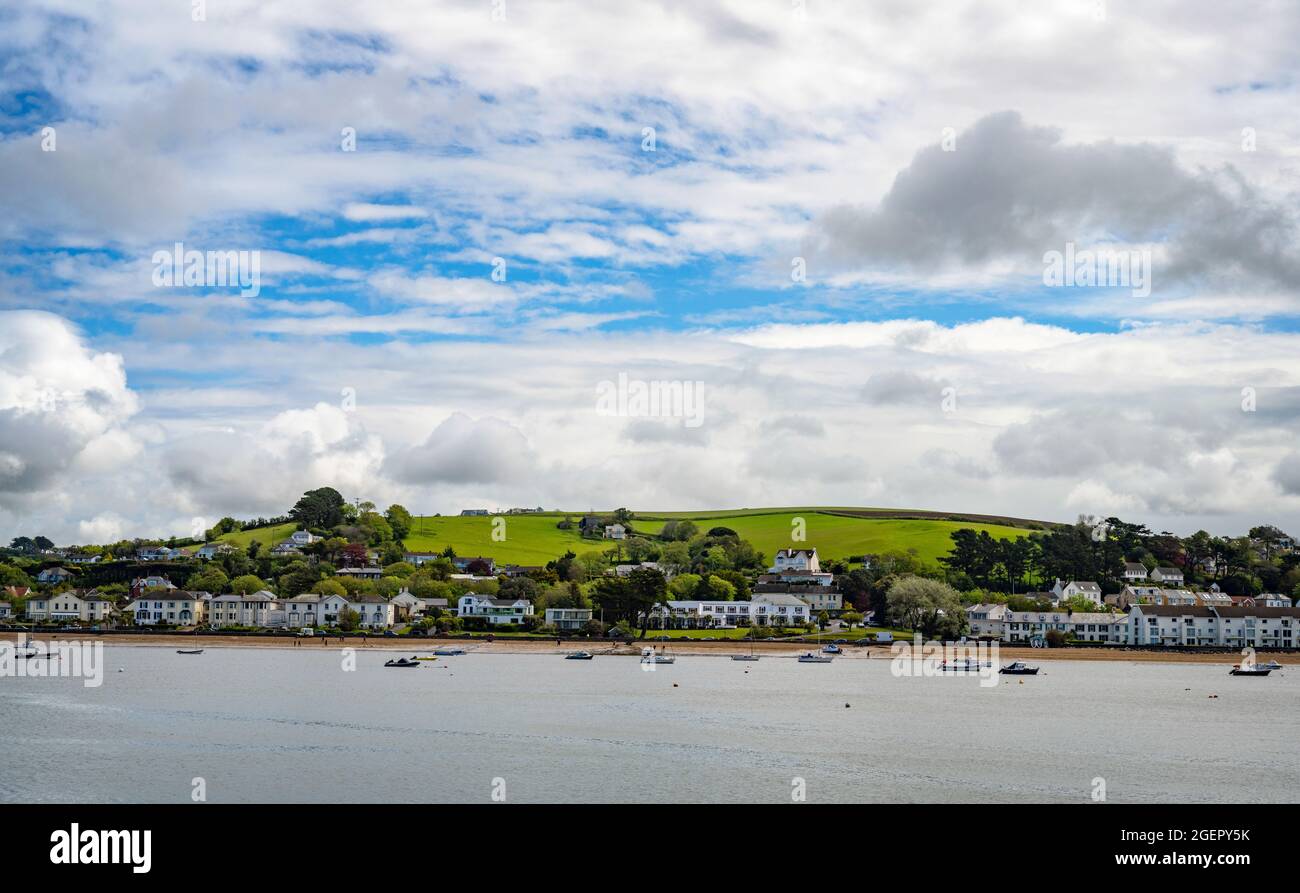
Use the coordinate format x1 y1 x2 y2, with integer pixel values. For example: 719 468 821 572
1 631 1275 663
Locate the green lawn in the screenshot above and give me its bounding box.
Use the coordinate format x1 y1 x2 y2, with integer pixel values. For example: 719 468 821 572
401 509 1033 566
215 522 298 551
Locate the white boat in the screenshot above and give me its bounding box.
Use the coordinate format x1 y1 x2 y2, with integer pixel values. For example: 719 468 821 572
1260 659 1283 671
938 658 991 672
732 639 760 661
641 646 675 664
822 643 842 654
798 651 833 663
565 651 594 660
432 647 466 656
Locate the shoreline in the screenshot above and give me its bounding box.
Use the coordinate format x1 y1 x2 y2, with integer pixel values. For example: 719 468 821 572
2 632 1279 664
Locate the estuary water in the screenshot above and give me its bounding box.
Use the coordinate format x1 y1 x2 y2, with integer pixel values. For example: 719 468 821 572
1 646 1296 803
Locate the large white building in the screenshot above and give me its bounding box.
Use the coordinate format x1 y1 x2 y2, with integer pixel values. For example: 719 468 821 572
348 594 396 629
544 607 593 631
1003 611 1127 644
646 593 814 628
1128 604 1299 648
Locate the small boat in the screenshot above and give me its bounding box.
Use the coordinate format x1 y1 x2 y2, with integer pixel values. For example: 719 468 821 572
384 657 421 668
640 646 675 664
1260 660 1283 671
939 658 991 672
732 640 760 661
175 648 204 655
822 643 842 654
414 656 439 661
1229 665 1272 676
798 651 833 663
999 661 1039 675
565 651 594 660
432 647 466 656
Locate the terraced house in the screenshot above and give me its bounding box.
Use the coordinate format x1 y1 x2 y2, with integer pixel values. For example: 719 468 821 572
1003 611 1127 644
1128 604 1299 648
207 592 279 627
130 591 207 626
284 593 349 629
348 594 396 629
26 590 115 623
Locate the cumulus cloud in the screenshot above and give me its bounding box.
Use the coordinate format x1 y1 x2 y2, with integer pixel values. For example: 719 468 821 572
809 111 1300 302
386 413 536 485
0 311 138 504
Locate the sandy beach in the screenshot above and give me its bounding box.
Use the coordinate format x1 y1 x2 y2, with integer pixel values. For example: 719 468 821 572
2 631 1281 663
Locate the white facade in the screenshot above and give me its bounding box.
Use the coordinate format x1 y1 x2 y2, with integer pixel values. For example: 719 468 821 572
1122 563 1148 581
771 548 821 573
1129 604 1299 648
1149 566 1184 585
132 591 207 626
457 594 535 626
27 591 115 623
1003 611 1127 644
207 592 279 627
604 523 627 540
284 593 350 628
347 596 396 629
544 607 593 631
966 603 1009 638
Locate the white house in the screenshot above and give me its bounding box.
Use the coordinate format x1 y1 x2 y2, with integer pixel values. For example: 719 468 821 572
65 553 101 565
129 575 177 598
646 600 750 628
614 562 665 577
603 523 627 540
347 594 396 629
750 592 813 626
136 546 182 561
0 601 10 619
1053 580 1102 604
965 603 1010 638
26 590 115 624
1149 566 1184 585
196 543 234 560
207 591 279 627
457 594 535 626
389 590 423 620
1258 593 1294 608
771 548 821 574
544 607 593 631
131 591 207 626
284 593 350 629
289 530 317 547
1122 562 1148 582
36 567 76 584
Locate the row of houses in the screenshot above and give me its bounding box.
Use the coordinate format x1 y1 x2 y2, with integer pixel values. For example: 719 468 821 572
967 602 1300 648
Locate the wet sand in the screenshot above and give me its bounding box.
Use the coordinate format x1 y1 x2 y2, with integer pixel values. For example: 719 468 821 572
2 631 1279 663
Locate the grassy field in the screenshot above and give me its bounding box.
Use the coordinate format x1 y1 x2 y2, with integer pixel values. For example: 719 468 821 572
215 522 298 551
400 509 1036 566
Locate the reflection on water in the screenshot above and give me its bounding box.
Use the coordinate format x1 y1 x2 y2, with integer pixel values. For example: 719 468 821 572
1 646 1295 803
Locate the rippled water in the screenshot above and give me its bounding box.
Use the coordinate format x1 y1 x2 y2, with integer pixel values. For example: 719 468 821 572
1 646 1296 803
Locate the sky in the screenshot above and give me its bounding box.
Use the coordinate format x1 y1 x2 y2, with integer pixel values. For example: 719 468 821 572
2 0 1300 544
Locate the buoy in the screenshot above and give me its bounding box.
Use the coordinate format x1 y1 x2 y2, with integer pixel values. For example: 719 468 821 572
672 683 679 688
845 703 851 708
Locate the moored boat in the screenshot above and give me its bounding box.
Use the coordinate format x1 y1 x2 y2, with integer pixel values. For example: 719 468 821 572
938 658 991 672
822 643 842 654
565 651 594 660
998 661 1038 675
798 651 833 663
640 646 675 664
176 648 204 655
1228 665 1272 676
384 657 421 668
432 647 466 656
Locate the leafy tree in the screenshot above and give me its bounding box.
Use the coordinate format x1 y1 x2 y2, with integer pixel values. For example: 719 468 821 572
289 487 346 529
228 574 269 594
886 576 967 639
627 567 669 638
337 608 360 632
186 566 229 594
384 505 413 541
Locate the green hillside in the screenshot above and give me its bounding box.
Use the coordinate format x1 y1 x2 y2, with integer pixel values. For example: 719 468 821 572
216 522 298 551
401 509 1041 566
